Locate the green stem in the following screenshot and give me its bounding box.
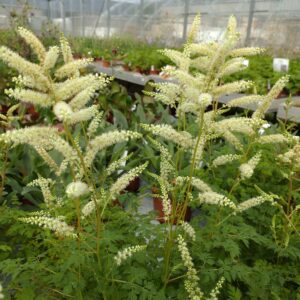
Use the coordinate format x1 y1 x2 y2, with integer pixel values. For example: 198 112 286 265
74 197 82 231
162 109 205 288
63 122 102 270
0 144 9 199
178 108 205 223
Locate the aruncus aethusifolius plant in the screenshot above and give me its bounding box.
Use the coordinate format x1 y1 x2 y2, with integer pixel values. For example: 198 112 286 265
0 28 147 297
143 14 296 297
0 17 297 300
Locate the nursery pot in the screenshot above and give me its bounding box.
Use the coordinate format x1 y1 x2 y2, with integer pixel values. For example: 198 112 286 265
73 53 82 59
102 60 111 68
125 176 140 193
94 57 102 62
20 198 34 206
276 88 289 99
111 198 124 209
26 103 39 121
152 187 191 224
169 106 177 117
134 67 142 74
106 110 114 124
149 69 160 75
0 105 9 114
122 64 130 72
149 65 160 75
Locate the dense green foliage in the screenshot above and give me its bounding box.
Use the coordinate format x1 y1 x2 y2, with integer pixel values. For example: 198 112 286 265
0 16 299 300
225 55 300 95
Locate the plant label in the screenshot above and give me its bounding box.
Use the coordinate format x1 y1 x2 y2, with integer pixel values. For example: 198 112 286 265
243 59 249 67
273 58 289 72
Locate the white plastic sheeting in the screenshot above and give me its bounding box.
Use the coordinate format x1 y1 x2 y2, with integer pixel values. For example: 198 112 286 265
0 0 300 50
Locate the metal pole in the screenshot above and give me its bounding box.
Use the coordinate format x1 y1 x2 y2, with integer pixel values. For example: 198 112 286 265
91 0 95 15
107 0 111 37
60 0 66 34
80 0 84 36
92 0 106 36
182 0 190 41
69 0 74 35
139 0 144 37
245 0 256 46
47 0 51 20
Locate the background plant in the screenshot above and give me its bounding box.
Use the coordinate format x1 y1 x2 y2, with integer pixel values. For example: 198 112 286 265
142 14 300 299
0 15 299 300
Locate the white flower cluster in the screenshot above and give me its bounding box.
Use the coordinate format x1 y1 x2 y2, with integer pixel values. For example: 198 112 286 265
229 47 264 58
152 140 174 180
43 46 60 71
60 35 74 64
174 70 203 91
0 28 111 121
53 101 73 120
185 14 201 49
239 152 261 180
39 143 58 169
109 162 148 198
214 117 255 136
106 154 130 176
227 15 237 34
227 95 263 108
188 42 217 57
180 221 196 241
1 126 79 174
218 57 246 78
19 212 76 238
6 88 53 107
66 181 90 199
192 135 207 165
161 49 190 71
177 234 203 300
69 76 108 111
223 131 242 149
142 124 194 150
198 93 212 108
257 134 289 144
159 179 172 221
69 105 99 125
18 27 46 62
81 190 107 218
53 102 99 125
278 144 300 169
81 198 97 218
84 130 142 168
55 58 93 79
54 74 98 102
50 136 79 167
208 277 225 300
0 46 49 90
212 154 241 168
87 112 104 138
213 80 252 97
114 245 146 266
198 192 236 210
176 176 212 193
0 126 58 147
253 75 289 119
145 82 181 106
28 177 54 207
236 194 275 213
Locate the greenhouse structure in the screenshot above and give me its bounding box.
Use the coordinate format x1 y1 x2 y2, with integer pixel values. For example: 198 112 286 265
0 1 299 299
